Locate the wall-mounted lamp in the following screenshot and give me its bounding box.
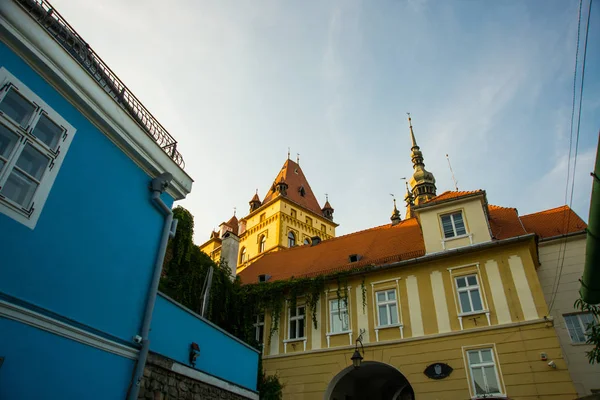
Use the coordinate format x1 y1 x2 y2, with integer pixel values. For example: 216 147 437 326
351 329 366 368
189 342 200 367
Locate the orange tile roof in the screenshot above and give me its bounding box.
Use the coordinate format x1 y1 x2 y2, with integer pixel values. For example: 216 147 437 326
520 205 586 239
422 190 484 205
238 218 425 283
238 190 587 284
261 159 324 217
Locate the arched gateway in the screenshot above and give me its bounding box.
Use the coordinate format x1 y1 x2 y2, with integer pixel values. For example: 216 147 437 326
324 361 414 400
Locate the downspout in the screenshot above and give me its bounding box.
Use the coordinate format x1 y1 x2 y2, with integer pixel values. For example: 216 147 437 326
580 133 600 304
128 172 178 400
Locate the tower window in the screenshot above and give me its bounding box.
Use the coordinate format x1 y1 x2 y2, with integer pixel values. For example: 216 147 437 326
303 237 311 245
306 216 312 227
259 235 266 253
291 209 297 218
260 213 266 222
287 231 296 247
299 185 306 197
239 247 247 263
321 224 326 233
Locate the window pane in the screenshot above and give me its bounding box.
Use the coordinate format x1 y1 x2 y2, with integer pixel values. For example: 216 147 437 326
480 349 493 362
468 351 480 365
388 290 396 300
331 312 342 333
470 289 483 311
32 114 62 150
456 277 466 288
378 305 388 325
0 88 36 128
16 144 48 180
565 315 586 343
1 168 39 207
377 292 386 303
390 304 398 325
341 312 349 331
471 367 486 394
290 320 297 339
0 159 4 172
258 314 265 323
258 326 264 343
459 291 472 313
298 307 305 316
467 275 477 286
441 215 455 238
330 300 337 311
453 213 467 235
580 313 595 332
483 366 500 393
0 124 20 159
298 319 305 338
291 308 297 317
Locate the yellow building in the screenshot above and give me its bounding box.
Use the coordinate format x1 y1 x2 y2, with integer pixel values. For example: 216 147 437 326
235 118 583 399
200 158 338 273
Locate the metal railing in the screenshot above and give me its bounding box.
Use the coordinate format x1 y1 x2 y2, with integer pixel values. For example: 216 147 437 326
15 0 185 168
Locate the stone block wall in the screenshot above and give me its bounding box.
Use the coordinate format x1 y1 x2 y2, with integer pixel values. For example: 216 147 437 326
138 353 249 400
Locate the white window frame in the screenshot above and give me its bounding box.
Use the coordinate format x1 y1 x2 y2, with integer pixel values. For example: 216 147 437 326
440 211 467 239
465 347 504 397
0 68 76 229
288 305 306 340
564 313 596 344
253 314 265 344
375 289 400 328
455 274 484 315
259 235 266 253
329 298 350 334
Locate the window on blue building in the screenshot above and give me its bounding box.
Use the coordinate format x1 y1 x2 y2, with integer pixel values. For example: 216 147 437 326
0 68 76 229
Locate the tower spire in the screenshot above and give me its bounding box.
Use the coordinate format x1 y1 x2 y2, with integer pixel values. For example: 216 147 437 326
390 196 401 225
406 113 436 205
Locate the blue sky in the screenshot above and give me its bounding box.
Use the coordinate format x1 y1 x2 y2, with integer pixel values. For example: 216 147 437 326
53 0 599 240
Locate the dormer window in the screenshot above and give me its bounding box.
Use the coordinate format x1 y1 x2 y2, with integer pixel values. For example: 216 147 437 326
441 211 467 239
348 254 361 263
299 185 306 197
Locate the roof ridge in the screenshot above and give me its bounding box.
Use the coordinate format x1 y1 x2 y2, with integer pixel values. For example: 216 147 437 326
520 205 570 218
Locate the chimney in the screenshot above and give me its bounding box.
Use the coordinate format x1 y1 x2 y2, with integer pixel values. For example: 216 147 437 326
221 231 240 280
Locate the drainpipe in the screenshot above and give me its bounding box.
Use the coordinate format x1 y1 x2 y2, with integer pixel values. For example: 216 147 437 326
128 172 178 400
580 133 600 304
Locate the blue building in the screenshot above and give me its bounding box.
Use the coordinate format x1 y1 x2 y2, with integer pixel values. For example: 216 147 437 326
0 0 259 399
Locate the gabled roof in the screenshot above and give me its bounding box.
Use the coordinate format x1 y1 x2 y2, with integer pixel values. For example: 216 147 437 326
418 190 485 207
520 205 586 239
238 192 587 284
261 159 323 217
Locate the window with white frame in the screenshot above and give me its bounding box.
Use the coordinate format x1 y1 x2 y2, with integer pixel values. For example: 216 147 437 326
456 274 484 314
329 298 349 333
0 68 75 228
288 305 305 340
441 211 467 239
376 289 399 327
259 235 266 253
466 348 502 396
564 313 596 343
253 314 265 344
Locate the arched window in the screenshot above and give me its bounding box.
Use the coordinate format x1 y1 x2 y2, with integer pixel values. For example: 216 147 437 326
288 231 296 247
304 238 311 246
259 235 266 253
239 247 246 264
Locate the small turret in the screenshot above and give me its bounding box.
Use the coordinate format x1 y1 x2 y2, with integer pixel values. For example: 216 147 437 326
275 177 288 196
404 181 415 219
322 194 334 221
390 198 401 226
249 190 261 213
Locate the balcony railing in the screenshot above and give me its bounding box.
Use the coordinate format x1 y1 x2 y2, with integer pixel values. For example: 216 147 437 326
15 0 185 168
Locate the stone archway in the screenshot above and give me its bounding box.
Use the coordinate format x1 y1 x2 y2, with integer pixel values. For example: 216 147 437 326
324 361 414 400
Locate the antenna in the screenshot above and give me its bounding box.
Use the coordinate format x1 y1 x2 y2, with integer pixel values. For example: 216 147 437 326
446 154 459 191
287 147 290 160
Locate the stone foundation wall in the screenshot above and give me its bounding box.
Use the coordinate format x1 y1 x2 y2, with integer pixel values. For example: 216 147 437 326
139 353 250 400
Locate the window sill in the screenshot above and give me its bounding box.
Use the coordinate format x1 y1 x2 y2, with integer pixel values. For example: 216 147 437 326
283 338 306 344
471 395 507 400
375 323 403 330
327 330 352 337
443 233 471 242
459 310 489 318
570 342 593 346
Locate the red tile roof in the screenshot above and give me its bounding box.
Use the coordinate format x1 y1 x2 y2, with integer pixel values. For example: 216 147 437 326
238 189 587 284
422 190 484 205
261 159 324 217
520 205 586 239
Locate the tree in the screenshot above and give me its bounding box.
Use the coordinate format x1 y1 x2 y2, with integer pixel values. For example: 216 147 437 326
574 298 600 364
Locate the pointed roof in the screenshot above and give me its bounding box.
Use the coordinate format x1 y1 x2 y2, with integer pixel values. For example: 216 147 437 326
250 192 261 203
323 200 333 210
261 159 323 217
220 214 239 235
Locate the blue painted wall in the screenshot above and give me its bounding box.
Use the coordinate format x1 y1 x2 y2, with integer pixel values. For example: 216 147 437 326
151 295 259 392
0 42 173 343
0 317 134 399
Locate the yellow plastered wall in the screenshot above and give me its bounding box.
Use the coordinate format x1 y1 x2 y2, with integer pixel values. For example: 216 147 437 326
416 196 492 254
258 239 574 398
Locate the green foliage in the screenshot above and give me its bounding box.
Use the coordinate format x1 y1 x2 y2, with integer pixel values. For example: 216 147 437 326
574 298 600 364
257 356 283 400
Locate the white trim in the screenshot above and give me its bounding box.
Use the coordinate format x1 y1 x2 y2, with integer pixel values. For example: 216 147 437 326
171 362 259 400
0 299 138 359
430 270 451 333
0 3 192 199
484 260 512 325
370 277 402 286
264 318 550 360
447 262 480 272
462 343 506 399
508 255 538 320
